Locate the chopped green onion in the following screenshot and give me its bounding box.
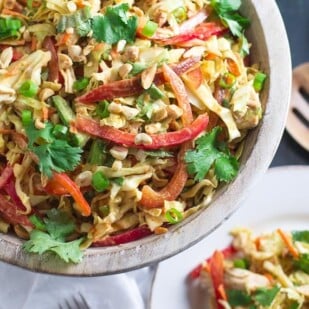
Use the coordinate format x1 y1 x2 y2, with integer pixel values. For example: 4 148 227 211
112 177 124 186
18 80 39 98
253 72 267 92
173 7 187 23
29 215 46 231
21 110 32 127
0 17 22 40
141 20 158 37
96 100 110 119
233 258 249 269
165 208 183 224
92 171 110 192
73 77 90 92
52 124 68 138
219 72 236 89
147 84 164 100
130 62 148 76
99 205 110 217
88 140 107 165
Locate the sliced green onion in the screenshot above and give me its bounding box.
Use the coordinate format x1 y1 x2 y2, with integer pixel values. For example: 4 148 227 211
233 258 249 269
147 84 164 100
165 208 183 224
0 17 22 40
173 7 187 23
141 20 158 37
92 171 110 192
52 124 68 138
253 72 267 92
21 110 32 127
88 140 107 165
96 100 110 119
73 77 90 92
29 215 46 231
130 62 148 76
219 72 236 89
18 80 39 98
112 177 124 186
99 205 110 217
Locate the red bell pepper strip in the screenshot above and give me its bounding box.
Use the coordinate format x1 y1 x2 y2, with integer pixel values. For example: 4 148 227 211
0 165 26 211
44 173 91 217
0 165 14 189
92 225 153 247
75 114 209 150
140 142 190 208
42 36 59 83
189 245 236 280
162 63 193 125
0 194 32 227
209 250 226 309
140 63 196 208
155 23 225 46
178 9 208 33
77 57 200 104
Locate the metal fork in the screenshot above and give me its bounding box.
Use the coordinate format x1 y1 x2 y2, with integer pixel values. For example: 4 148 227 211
59 292 91 309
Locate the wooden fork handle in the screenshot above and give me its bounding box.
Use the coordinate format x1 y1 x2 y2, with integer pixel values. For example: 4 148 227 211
286 63 309 151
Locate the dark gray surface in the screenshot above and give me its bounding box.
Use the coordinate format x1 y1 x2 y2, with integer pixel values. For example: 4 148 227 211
271 0 309 166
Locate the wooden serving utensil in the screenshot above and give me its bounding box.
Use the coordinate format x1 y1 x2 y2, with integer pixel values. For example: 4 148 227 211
286 63 309 151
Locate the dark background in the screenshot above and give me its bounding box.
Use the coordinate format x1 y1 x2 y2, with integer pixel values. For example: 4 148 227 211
271 0 309 166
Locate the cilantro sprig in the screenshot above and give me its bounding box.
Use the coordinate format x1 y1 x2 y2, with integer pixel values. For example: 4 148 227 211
210 0 250 37
185 127 239 182
92 4 138 44
22 113 82 178
23 209 84 263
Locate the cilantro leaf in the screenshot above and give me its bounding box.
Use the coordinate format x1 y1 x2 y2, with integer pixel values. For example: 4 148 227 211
185 127 239 182
92 4 138 44
253 286 280 306
227 289 252 306
23 120 82 177
23 230 84 264
239 33 250 57
23 209 84 263
294 254 309 274
44 209 76 241
292 230 309 244
210 0 250 37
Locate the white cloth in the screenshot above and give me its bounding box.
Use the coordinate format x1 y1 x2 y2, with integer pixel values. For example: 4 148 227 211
0 261 155 309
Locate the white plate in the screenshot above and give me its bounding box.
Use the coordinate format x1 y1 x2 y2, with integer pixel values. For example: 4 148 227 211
150 166 309 309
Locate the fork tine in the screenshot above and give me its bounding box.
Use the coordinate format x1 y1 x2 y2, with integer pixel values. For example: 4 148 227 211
78 292 91 309
72 294 83 309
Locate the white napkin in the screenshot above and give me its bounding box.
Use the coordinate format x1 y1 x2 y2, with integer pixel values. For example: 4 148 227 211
0 261 153 309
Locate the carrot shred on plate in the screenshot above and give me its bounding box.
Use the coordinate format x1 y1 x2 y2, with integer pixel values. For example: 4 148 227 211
277 228 299 258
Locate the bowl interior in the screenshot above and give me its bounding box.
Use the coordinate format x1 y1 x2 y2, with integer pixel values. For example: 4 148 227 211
0 0 291 275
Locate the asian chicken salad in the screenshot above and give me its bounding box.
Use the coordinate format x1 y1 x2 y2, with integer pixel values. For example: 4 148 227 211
189 229 309 309
0 0 266 263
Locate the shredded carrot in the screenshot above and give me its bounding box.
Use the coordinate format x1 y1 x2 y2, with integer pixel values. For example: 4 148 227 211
227 58 241 77
255 236 262 251
58 33 72 45
218 284 227 301
31 36 37 51
205 52 218 60
75 0 85 8
263 272 274 284
42 106 49 121
277 228 299 258
94 43 105 52
2 8 27 18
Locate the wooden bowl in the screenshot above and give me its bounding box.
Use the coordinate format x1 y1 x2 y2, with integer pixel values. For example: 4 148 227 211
0 0 291 275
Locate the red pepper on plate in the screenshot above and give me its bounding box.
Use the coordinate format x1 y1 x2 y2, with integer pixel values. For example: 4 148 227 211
42 36 59 83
